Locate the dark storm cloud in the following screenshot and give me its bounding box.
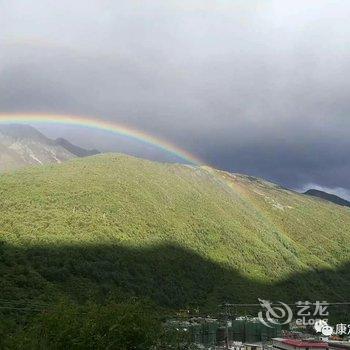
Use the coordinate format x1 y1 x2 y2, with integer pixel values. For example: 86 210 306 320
1 0 350 195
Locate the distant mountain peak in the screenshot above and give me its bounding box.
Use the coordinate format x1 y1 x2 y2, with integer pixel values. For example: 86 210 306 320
0 124 50 142
304 189 350 208
0 124 100 171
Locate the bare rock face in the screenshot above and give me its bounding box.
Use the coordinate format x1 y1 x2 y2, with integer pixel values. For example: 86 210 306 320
0 124 76 171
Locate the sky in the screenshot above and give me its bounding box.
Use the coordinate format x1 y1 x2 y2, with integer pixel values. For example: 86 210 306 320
0 0 349 199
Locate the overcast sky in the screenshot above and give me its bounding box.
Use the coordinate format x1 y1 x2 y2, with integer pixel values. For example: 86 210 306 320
1 0 350 198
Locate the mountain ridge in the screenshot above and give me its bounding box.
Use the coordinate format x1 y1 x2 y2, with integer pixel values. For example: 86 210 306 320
0 124 99 171
304 188 350 208
54 137 100 157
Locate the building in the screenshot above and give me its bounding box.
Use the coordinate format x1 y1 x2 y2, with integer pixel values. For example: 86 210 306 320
272 338 328 350
328 342 350 350
244 342 264 350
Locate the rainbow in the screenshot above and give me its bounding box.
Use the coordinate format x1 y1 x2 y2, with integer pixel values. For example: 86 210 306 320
0 113 204 165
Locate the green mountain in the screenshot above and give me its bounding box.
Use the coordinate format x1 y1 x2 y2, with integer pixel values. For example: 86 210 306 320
0 154 350 314
304 189 350 208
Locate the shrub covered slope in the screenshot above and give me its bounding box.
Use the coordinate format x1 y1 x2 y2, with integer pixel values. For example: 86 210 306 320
0 154 350 310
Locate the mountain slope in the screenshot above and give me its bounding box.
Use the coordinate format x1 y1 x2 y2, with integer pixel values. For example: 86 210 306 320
0 124 100 171
0 124 75 171
304 189 350 208
0 154 349 311
55 137 100 157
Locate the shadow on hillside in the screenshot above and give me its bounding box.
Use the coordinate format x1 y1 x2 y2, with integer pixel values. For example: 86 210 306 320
0 241 349 317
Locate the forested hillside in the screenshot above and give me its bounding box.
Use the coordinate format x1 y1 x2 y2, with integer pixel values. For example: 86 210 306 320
0 154 349 311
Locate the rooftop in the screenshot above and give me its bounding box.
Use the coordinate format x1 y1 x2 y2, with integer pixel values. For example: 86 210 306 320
273 338 328 349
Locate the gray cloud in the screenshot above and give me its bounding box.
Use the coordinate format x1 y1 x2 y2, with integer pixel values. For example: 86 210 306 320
1 0 350 194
